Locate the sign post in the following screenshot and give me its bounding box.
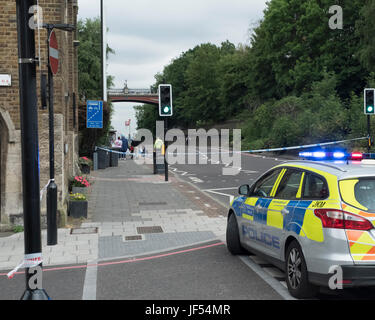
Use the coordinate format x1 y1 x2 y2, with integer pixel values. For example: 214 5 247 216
364 88 375 153
46 27 58 246
42 23 75 246
158 84 173 182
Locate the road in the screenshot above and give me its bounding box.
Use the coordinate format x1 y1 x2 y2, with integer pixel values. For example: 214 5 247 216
1 145 374 302
168 144 284 207
168 143 375 300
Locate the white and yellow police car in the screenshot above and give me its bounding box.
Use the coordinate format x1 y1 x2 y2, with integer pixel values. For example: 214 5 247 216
226 151 375 298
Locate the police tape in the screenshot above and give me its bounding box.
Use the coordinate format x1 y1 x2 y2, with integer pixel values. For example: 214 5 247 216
40 179 53 201
95 136 368 157
95 147 136 156
7 252 43 279
240 136 369 154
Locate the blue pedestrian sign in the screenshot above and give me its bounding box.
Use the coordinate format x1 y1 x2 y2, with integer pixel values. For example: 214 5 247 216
87 100 103 129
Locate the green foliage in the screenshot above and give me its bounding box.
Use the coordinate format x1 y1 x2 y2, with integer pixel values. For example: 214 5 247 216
357 0 375 73
13 225 24 233
78 17 115 100
77 17 115 156
136 0 373 151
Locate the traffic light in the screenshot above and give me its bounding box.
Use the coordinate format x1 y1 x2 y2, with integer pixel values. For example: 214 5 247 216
364 89 375 115
159 84 173 116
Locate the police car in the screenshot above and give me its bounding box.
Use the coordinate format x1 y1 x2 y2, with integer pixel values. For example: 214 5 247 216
226 151 375 298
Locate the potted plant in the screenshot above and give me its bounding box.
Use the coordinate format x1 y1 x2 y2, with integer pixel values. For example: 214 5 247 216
79 156 92 174
68 193 88 219
70 175 91 195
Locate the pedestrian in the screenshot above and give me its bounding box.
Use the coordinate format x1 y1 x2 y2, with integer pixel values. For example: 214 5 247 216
114 136 122 149
121 135 128 160
129 144 134 160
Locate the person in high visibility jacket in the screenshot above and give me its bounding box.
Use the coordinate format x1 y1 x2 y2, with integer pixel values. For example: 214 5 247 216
154 137 164 155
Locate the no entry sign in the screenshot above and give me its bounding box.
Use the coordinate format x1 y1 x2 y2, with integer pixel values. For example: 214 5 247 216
49 31 59 75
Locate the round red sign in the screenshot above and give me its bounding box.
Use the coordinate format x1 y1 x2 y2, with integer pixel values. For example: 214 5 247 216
49 31 59 75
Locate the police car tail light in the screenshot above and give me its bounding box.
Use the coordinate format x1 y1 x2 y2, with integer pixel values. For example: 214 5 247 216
314 209 373 231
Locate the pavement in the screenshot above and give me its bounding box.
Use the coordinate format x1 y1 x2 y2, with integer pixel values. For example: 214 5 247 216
0 158 229 277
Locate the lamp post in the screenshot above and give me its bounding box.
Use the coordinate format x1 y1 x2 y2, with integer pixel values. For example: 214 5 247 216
16 0 49 300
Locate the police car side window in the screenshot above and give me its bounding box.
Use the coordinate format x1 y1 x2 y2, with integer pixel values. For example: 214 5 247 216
274 169 303 200
303 173 329 200
251 169 282 198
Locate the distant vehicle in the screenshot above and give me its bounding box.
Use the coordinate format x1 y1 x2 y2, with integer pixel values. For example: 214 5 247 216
226 151 375 298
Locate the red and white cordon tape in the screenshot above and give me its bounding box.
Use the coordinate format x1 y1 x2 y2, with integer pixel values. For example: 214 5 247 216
7 253 42 279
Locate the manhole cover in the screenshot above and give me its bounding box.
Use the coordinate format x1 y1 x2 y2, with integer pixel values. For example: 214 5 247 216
70 227 98 235
137 226 163 234
124 235 143 241
139 202 167 206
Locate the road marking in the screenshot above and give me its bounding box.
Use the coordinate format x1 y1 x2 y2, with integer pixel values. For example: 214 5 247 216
204 189 235 204
1 242 225 277
238 256 295 300
202 187 238 192
82 259 98 300
189 177 204 183
240 170 258 174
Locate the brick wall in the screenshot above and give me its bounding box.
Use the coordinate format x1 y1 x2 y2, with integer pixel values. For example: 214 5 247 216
0 0 79 227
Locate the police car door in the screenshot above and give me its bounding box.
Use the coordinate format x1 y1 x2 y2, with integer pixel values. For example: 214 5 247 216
264 168 305 259
241 169 283 253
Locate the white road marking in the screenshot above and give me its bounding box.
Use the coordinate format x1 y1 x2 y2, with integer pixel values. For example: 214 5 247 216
204 189 235 204
238 256 295 300
189 177 204 183
82 259 98 300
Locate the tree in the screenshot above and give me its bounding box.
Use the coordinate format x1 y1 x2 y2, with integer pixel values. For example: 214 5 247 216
77 17 115 156
357 0 375 72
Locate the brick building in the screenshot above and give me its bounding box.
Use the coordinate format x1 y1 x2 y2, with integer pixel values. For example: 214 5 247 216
0 0 80 228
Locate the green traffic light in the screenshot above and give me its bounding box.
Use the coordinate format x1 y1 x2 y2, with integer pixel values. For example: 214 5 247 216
164 106 170 113
367 106 374 113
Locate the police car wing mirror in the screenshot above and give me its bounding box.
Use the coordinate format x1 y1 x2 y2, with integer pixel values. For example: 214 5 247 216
239 185 250 196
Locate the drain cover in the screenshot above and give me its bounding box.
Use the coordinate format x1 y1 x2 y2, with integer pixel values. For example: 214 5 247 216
70 227 98 235
137 226 163 234
124 235 143 241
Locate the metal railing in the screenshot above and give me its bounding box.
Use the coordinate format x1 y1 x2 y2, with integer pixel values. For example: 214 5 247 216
108 88 156 96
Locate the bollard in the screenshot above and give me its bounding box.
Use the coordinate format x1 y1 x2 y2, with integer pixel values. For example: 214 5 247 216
93 152 98 171
47 180 57 246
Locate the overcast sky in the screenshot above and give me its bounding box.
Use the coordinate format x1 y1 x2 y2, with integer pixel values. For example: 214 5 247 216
77 0 268 137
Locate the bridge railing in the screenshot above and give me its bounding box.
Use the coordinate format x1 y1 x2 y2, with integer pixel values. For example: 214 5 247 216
108 88 156 96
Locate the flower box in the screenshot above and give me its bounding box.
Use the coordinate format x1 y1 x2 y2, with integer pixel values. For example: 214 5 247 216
68 200 88 219
72 186 89 195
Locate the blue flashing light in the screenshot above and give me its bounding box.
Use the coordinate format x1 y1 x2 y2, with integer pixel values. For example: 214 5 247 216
299 152 313 158
299 149 352 161
333 152 346 159
313 151 326 158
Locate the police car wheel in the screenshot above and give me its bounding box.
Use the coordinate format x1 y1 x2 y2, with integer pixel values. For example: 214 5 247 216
226 213 246 255
285 240 318 299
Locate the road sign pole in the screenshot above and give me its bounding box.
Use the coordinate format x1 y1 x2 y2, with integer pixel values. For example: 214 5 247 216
46 27 58 246
164 118 168 182
16 0 49 300
368 115 371 153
